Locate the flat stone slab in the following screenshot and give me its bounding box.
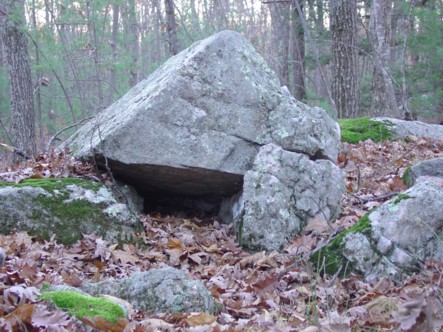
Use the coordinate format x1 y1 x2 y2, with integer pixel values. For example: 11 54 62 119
372 117 443 140
64 30 340 198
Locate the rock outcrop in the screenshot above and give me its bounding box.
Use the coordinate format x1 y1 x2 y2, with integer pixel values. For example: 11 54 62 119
372 117 443 140
65 30 343 251
404 156 443 185
0 178 138 244
313 176 443 281
221 144 343 251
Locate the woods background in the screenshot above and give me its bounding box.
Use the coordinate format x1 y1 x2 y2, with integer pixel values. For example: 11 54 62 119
0 0 442 152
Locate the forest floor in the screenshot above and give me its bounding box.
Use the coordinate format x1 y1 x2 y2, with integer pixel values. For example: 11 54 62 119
0 137 443 331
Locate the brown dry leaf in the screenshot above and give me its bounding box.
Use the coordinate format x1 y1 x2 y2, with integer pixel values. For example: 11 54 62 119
255 252 283 269
392 297 443 332
4 285 40 307
319 310 351 332
111 249 140 265
94 238 111 260
365 295 398 324
3 303 34 326
80 316 129 332
61 270 83 287
168 237 184 250
305 214 331 235
389 175 408 192
201 243 219 253
31 304 72 329
124 318 175 332
239 251 265 268
251 273 279 297
165 248 183 266
185 312 217 327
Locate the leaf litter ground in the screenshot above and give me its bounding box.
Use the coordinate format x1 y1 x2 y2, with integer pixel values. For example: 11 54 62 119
0 137 442 331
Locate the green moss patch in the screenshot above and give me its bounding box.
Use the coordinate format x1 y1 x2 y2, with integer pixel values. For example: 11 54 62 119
40 290 125 324
0 177 137 245
339 118 393 143
0 178 101 191
402 167 413 186
393 194 413 205
310 211 373 276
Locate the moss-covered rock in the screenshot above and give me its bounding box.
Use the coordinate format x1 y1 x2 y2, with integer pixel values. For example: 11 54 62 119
338 118 393 143
310 211 373 277
40 290 126 323
0 178 139 244
311 178 443 280
402 157 443 186
81 267 217 314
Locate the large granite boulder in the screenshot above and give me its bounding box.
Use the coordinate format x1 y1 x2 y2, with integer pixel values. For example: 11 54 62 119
65 30 343 251
65 30 340 198
220 144 344 251
312 177 443 281
0 178 138 244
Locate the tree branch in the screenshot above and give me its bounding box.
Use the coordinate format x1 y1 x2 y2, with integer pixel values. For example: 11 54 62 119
46 116 94 152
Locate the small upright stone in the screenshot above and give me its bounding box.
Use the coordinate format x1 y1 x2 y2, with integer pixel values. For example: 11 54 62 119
0 247 6 269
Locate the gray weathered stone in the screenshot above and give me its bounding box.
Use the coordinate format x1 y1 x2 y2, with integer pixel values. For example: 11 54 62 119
0 178 138 244
223 144 344 251
115 181 144 213
372 117 443 140
406 157 443 186
0 247 5 268
64 30 340 198
332 178 443 280
81 267 215 314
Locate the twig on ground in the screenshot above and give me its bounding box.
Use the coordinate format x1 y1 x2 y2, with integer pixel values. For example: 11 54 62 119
350 191 400 203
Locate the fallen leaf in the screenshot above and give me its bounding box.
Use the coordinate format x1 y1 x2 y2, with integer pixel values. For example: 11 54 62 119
80 316 129 332
124 318 174 332
167 237 184 250
185 313 217 327
111 250 140 265
3 303 34 326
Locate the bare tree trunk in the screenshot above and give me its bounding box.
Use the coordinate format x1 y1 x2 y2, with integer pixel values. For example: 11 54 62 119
315 0 325 33
31 0 43 147
0 0 36 156
190 0 201 35
86 2 104 111
268 1 291 87
291 0 306 100
164 0 178 56
124 0 140 87
109 4 120 105
331 0 359 118
369 0 399 117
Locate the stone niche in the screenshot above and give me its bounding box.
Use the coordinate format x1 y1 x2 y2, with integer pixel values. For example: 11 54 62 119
64 30 344 251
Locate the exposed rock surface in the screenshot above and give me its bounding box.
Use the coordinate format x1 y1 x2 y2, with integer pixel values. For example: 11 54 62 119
65 30 340 198
372 117 443 140
314 178 443 281
65 30 343 251
221 144 344 251
405 156 443 185
81 267 215 313
0 178 138 244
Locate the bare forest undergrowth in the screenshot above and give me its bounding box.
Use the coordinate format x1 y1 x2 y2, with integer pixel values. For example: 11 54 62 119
1 138 443 331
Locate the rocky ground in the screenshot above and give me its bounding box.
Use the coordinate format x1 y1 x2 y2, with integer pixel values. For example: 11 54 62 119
0 137 442 331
